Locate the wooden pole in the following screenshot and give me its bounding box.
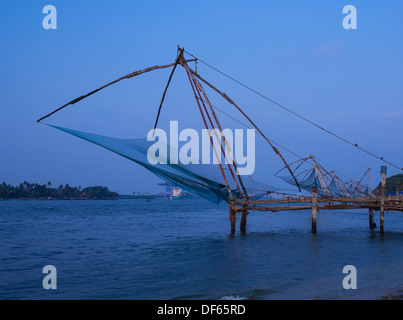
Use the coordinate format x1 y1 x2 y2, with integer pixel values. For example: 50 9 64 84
240 205 247 233
380 166 387 233
36 59 196 123
369 208 375 229
179 56 247 199
229 198 237 234
188 67 302 192
312 186 318 234
310 156 330 197
181 59 234 200
153 48 184 135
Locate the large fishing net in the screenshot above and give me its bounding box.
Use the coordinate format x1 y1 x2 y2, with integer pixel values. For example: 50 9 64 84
276 157 370 198
48 124 279 203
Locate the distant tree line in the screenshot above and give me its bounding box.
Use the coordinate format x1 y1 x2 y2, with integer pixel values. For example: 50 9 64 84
374 174 403 195
0 181 118 200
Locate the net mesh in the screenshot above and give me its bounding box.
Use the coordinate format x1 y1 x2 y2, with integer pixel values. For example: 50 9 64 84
276 158 370 198
48 124 279 203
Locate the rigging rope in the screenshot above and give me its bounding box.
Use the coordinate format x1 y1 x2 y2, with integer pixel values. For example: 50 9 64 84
183 50 403 171
199 97 304 159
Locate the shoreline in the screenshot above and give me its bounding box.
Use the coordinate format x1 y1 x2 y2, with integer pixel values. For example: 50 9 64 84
0 197 197 201
0 198 118 201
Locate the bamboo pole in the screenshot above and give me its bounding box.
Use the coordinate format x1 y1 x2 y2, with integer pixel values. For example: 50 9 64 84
188 67 301 192
240 205 247 233
235 204 379 212
351 168 370 195
179 57 247 199
236 197 380 205
229 198 237 234
369 208 375 229
153 48 184 135
380 166 387 233
37 59 196 123
235 205 314 212
183 67 233 200
312 186 318 234
310 155 330 197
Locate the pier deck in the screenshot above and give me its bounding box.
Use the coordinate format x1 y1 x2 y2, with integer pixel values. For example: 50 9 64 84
229 186 403 234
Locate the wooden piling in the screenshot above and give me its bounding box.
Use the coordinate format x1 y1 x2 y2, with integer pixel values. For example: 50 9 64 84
312 186 318 234
240 205 247 233
380 166 387 233
228 165 403 234
229 199 237 234
369 208 375 229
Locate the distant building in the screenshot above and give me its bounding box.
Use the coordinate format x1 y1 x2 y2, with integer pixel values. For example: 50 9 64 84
158 182 174 195
157 182 196 199
172 188 182 199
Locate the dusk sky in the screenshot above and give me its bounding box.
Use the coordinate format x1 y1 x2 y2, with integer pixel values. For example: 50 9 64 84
1 0 402 194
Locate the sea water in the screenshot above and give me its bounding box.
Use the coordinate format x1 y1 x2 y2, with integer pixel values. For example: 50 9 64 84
1 199 403 300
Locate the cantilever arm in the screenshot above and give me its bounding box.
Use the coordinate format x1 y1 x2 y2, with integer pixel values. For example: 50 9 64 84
152 48 185 135
188 67 302 192
36 59 196 123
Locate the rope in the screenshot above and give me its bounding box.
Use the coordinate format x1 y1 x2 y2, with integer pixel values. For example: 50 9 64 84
199 97 303 159
183 50 403 171
183 63 233 198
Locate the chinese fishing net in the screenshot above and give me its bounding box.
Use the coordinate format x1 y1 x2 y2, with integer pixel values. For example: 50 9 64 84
47 124 279 203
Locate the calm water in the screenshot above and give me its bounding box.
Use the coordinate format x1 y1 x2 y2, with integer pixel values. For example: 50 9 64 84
1 199 403 300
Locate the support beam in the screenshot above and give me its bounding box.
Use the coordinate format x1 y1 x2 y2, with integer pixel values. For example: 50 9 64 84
240 205 247 233
188 67 301 192
235 197 380 205
179 55 247 200
312 186 318 234
229 199 237 235
180 57 234 200
369 208 376 229
153 48 184 134
36 59 196 123
380 166 387 233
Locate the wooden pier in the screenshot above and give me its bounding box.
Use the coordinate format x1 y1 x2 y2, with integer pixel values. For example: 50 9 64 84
231 193 403 234
229 169 403 234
